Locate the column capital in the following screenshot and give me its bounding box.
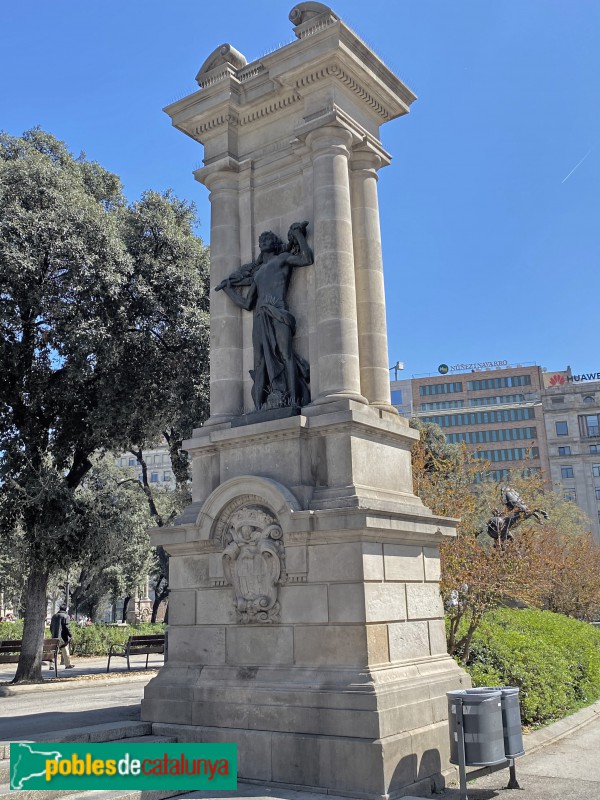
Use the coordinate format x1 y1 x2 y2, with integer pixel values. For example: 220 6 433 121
350 147 383 174
305 125 354 155
193 156 241 191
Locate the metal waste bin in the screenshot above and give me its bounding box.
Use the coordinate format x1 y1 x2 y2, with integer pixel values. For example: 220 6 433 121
448 689 506 766
466 686 524 758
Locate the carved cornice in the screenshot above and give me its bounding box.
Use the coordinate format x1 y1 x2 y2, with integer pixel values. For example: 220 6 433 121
194 111 239 137
239 92 301 126
295 63 391 120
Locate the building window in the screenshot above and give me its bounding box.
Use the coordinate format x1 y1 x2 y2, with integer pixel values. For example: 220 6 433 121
560 466 574 479
391 389 402 405
473 447 539 463
558 446 571 455
150 472 159 483
564 489 577 502
580 414 599 437
128 457 136 466
468 375 532 391
555 421 568 436
590 445 600 454
550 396 565 404
419 382 463 396
595 488 600 501
163 471 172 482
583 395 595 404
593 465 600 478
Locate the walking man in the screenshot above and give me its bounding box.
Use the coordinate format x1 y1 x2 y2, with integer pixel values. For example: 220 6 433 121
50 604 75 669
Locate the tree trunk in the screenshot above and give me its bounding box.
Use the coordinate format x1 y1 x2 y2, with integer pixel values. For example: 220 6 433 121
13 565 50 683
151 582 169 623
122 594 131 623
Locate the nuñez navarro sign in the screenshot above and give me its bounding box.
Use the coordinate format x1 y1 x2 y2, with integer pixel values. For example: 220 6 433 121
438 360 508 374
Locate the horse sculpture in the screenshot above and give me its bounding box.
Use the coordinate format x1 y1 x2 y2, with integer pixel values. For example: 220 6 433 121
480 485 549 547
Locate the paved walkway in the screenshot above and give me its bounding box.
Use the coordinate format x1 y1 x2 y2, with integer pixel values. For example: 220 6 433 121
1 663 599 800
0 654 164 686
438 708 600 800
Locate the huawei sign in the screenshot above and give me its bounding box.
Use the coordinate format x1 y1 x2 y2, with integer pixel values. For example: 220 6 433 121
549 374 566 386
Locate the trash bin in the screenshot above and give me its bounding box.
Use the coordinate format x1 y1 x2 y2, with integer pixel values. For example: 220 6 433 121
466 686 524 758
448 689 506 766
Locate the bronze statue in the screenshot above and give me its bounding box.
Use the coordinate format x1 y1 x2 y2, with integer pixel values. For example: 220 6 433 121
216 222 313 411
480 485 549 547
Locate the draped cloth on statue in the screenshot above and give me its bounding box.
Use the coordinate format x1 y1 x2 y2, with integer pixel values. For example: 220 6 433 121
251 299 310 409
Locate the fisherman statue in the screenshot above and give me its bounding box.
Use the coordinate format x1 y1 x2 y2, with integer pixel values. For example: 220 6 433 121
216 222 313 411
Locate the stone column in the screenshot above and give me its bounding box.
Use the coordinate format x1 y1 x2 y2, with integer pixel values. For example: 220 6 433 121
351 148 395 411
200 167 243 423
306 126 367 405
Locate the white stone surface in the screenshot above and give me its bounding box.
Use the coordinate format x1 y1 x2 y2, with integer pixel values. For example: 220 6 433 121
168 590 196 626
226 626 294 666
196 587 237 624
279 584 328 623
388 621 431 661
328 583 365 623
365 583 407 622
423 546 441 581
384 544 425 581
406 583 444 620
362 541 384 579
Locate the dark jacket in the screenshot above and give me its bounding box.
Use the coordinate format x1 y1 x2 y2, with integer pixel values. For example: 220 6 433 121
50 611 72 643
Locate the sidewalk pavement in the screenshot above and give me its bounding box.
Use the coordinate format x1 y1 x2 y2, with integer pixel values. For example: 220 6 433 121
420 698 600 800
0 653 164 690
1 661 599 800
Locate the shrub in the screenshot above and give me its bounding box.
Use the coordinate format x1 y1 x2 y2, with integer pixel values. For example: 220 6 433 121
70 623 165 657
459 607 600 726
0 620 23 640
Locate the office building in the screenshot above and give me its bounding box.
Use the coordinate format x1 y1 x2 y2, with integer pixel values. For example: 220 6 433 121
542 368 600 542
409 364 550 483
115 446 175 488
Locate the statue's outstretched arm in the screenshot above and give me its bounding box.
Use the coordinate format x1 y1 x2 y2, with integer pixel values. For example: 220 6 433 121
220 280 257 311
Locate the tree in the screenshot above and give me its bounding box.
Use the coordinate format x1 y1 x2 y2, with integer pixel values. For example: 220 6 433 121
410 419 596 662
0 129 209 681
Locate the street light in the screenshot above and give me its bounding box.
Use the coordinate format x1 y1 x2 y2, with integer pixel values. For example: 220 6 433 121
389 361 404 381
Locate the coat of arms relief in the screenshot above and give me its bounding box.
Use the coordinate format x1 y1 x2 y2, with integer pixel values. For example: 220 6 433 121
221 504 285 624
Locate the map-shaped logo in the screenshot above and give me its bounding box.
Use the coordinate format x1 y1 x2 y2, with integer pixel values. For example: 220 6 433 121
10 742 62 789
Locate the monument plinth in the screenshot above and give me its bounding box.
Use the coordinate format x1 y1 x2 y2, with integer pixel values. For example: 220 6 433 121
142 4 468 797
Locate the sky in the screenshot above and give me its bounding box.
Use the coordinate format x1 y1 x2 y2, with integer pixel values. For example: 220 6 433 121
2 1 599 379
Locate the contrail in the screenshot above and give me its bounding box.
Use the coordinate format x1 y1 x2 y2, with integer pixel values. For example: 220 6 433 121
561 148 593 183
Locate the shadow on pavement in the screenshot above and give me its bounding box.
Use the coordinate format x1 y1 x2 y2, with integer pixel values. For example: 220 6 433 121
0 703 140 741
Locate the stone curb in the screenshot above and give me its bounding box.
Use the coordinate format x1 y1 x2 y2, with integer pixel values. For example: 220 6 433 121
0 671 157 696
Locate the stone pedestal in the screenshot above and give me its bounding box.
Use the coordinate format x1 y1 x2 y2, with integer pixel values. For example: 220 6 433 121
144 4 468 798
143 404 468 797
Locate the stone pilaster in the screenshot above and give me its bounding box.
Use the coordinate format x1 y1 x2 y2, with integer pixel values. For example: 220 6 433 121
306 126 367 406
197 164 243 424
351 148 396 412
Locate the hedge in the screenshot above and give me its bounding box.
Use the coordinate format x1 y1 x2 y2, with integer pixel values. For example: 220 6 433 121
461 608 600 726
0 621 164 657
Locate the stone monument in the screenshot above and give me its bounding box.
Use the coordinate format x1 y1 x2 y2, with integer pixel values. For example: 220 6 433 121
142 4 468 797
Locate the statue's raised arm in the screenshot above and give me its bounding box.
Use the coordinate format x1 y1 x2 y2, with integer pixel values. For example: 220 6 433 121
285 221 313 267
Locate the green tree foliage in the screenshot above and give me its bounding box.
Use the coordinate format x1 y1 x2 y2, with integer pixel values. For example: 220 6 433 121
0 129 209 681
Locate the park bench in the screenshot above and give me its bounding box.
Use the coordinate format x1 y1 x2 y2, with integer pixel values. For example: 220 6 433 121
0 638 61 677
106 634 165 672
